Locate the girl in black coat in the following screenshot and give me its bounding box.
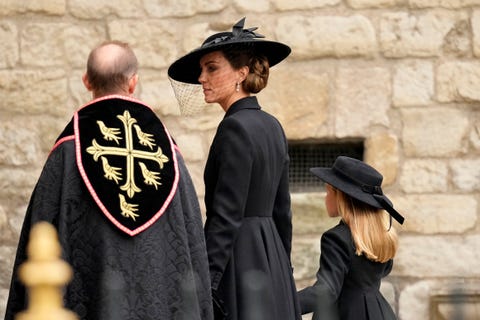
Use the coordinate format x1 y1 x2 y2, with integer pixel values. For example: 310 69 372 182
168 18 301 320
298 156 405 320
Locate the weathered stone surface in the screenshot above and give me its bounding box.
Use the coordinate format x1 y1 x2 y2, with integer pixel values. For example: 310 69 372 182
179 22 214 56
0 120 44 166
0 22 18 68
443 19 471 56
0 246 16 287
1 3 480 320
68 70 92 110
0 168 43 198
0 205 6 229
402 107 469 157
472 10 480 57
182 162 206 201
276 15 377 59
347 0 404 8
291 193 338 235
364 133 399 186
70 0 144 18
21 23 105 68
274 0 340 10
145 0 227 17
234 0 270 12
410 0 480 8
380 282 396 313
0 70 68 117
399 279 480 320
335 67 391 137
175 108 224 132
437 61 480 102
393 60 434 107
137 70 180 117
380 11 466 57
108 20 179 69
393 195 477 233
9 203 29 238
0 288 8 320
30 115 71 152
450 159 480 191
471 123 480 150
175 133 207 162
0 0 65 15
259 63 330 139
400 159 448 193
394 234 480 276
292 237 321 282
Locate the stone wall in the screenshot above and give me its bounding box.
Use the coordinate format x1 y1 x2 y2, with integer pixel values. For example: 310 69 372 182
1 1 479 319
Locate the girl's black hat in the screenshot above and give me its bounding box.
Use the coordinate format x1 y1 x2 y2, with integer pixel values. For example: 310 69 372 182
310 156 405 224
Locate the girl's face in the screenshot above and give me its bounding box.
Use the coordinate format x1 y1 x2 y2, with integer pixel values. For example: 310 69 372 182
325 184 339 217
198 50 247 111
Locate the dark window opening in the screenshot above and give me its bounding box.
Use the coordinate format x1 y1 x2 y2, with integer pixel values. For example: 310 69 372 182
288 141 364 192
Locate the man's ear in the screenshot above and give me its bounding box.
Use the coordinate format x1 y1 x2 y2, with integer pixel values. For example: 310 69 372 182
128 74 139 94
82 73 92 91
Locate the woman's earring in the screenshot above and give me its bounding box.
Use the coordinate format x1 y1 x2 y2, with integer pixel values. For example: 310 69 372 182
236 82 240 92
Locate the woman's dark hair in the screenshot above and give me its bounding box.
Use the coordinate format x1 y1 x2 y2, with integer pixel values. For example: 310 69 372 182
222 44 269 94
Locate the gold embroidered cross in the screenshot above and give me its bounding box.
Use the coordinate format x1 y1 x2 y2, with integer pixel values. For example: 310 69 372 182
86 110 169 200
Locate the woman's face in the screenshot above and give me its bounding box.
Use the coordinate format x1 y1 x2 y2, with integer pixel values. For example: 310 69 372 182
198 50 246 110
325 184 339 217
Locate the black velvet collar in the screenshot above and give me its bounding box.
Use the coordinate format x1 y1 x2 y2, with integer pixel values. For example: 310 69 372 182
224 96 261 118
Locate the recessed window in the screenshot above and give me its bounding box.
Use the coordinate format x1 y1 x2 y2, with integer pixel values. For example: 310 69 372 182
288 141 364 192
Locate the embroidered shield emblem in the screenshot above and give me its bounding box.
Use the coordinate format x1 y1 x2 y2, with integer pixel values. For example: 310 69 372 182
75 96 178 236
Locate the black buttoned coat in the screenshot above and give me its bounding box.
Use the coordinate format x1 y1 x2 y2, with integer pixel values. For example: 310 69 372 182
204 96 301 320
298 221 397 320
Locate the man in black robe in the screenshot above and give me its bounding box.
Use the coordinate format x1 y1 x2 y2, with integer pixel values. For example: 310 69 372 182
5 40 213 320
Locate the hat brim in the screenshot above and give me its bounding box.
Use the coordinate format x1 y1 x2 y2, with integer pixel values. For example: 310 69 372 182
168 40 291 84
309 167 392 209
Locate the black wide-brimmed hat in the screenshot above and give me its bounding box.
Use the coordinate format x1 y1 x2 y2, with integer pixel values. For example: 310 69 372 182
168 17 291 84
310 156 405 224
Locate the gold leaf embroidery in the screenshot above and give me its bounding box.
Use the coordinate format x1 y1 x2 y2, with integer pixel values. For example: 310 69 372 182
97 120 122 144
86 110 171 221
139 162 161 190
134 124 155 150
101 156 122 184
119 194 139 221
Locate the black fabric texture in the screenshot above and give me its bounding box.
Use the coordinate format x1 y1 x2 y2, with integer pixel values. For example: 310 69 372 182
298 221 397 320
5 96 213 320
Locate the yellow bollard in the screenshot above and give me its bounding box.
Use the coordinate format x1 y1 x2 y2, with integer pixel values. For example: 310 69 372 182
15 221 78 320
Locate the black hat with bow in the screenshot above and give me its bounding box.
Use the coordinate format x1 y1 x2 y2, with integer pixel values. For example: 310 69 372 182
168 17 291 84
310 156 405 225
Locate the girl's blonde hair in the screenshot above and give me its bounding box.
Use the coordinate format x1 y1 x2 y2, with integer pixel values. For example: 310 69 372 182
334 188 398 263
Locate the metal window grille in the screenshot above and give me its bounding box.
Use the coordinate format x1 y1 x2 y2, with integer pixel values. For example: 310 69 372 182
288 141 364 192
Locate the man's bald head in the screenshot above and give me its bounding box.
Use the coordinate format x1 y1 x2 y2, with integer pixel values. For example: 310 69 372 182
84 40 138 97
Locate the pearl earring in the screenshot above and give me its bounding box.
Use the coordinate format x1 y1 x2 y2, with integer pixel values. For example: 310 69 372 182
236 82 240 92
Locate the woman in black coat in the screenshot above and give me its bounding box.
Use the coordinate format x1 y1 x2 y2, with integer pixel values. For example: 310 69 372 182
298 156 405 320
168 18 301 320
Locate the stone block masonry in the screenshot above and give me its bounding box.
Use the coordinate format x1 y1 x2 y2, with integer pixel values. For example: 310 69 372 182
1 1 479 319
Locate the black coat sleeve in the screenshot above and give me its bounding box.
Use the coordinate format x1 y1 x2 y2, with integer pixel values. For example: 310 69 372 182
297 224 353 318
272 154 292 258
